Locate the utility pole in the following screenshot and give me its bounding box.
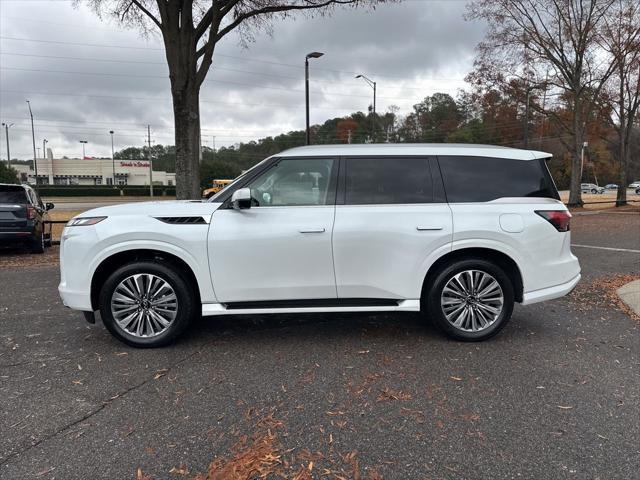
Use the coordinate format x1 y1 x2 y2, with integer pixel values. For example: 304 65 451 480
347 129 352 144
148 125 153 197
2 123 12 169
109 130 115 186
305 51 324 145
26 100 38 188
212 135 216 160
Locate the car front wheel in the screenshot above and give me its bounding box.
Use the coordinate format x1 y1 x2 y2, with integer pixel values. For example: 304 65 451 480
99 261 196 347
591 189 597 194
425 259 514 341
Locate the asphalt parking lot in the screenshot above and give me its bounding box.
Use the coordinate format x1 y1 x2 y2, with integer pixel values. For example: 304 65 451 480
1 210 639 479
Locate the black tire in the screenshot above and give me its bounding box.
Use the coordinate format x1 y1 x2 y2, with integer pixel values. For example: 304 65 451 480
424 258 514 342
591 189 597 194
31 230 45 254
99 261 196 348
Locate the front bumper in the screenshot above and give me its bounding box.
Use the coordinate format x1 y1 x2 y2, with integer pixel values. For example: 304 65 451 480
58 283 93 311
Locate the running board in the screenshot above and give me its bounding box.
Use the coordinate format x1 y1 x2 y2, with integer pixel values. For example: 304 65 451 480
201 299 421 316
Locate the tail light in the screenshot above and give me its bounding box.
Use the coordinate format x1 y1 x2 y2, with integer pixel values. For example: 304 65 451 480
26 206 36 220
536 210 571 232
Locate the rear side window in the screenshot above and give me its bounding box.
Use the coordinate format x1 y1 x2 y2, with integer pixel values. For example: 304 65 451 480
345 157 432 205
0 187 27 203
438 156 559 202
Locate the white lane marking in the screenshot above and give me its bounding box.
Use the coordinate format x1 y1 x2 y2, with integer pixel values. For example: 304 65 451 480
572 244 640 254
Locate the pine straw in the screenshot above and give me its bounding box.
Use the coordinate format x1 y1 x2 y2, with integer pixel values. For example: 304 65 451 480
568 273 640 321
0 245 60 268
138 410 384 480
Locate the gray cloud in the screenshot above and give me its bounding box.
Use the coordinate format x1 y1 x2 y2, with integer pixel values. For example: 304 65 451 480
0 0 485 159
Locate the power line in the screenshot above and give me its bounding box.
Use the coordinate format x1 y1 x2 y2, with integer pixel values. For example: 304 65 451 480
0 89 368 111
0 51 465 91
0 35 466 83
0 66 418 101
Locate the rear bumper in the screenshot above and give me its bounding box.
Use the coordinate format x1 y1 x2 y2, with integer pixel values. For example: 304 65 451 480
0 230 35 243
521 273 581 305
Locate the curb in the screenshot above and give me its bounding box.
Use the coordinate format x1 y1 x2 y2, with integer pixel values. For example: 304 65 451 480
617 280 640 317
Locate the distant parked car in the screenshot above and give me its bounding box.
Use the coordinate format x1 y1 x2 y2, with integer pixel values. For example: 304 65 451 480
604 184 618 190
0 183 54 253
581 183 605 194
629 181 640 189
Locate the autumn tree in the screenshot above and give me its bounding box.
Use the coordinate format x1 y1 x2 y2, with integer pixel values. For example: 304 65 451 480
79 0 388 199
599 0 640 206
466 0 619 206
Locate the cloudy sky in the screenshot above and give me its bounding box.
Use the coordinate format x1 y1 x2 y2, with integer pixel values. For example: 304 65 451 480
0 0 485 159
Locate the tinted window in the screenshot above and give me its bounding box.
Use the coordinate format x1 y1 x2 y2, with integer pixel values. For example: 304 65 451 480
0 187 27 203
345 157 432 205
438 156 558 202
247 158 335 206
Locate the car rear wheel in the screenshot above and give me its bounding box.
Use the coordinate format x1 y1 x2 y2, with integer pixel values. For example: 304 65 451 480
424 259 514 341
31 230 45 254
99 261 196 348
591 188 597 194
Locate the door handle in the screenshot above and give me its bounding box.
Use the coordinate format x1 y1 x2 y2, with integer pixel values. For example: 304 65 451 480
299 227 326 233
416 226 443 231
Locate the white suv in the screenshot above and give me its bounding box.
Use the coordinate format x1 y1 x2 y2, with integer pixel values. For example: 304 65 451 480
59 144 580 347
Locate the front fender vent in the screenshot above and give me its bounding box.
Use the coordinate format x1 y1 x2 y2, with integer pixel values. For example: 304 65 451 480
155 216 207 225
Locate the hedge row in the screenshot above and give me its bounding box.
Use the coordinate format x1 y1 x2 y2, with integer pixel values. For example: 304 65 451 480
37 186 176 197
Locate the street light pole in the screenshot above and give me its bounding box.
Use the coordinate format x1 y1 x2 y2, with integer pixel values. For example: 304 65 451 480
26 100 38 188
305 51 324 145
42 138 48 184
109 130 115 186
2 123 13 169
79 140 88 159
356 74 377 142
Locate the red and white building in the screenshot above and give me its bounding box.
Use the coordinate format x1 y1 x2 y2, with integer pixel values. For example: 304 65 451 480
14 156 176 186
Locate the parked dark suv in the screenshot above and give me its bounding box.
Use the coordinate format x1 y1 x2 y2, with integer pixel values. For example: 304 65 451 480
0 183 54 253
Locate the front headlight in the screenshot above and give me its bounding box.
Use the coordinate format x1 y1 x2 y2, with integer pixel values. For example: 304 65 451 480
66 216 107 227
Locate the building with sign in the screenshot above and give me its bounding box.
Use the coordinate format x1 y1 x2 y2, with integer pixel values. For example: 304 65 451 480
13 157 176 187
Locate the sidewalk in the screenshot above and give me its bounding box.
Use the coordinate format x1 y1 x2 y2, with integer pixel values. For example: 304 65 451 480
617 280 640 317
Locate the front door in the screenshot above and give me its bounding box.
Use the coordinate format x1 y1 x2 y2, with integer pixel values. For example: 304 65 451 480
209 157 338 303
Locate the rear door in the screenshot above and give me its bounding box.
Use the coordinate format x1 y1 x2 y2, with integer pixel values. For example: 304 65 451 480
332 156 453 300
0 186 28 231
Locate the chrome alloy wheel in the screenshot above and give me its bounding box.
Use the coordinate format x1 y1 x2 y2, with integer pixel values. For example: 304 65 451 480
440 270 504 332
110 274 178 338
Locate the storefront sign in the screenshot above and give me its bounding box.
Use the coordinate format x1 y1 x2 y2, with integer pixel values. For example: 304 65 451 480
119 161 150 168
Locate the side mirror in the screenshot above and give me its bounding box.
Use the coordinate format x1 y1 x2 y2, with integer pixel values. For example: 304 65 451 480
45 202 55 211
231 188 251 210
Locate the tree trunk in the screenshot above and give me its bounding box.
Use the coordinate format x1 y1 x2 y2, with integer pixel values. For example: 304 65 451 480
171 86 201 200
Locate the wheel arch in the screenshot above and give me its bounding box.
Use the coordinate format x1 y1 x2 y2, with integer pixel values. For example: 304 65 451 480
90 249 201 311
421 247 524 304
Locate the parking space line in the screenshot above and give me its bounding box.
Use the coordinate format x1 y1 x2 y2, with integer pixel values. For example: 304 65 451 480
572 244 640 254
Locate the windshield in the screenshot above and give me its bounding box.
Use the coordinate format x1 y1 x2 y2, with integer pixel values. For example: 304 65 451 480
207 157 273 202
